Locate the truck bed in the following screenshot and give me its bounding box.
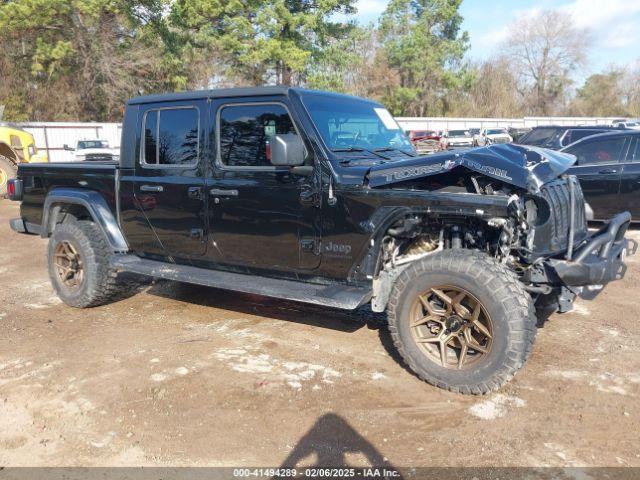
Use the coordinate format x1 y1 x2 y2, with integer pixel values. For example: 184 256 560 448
17 162 118 229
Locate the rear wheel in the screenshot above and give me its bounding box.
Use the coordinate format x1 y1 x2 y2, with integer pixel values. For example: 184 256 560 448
48 220 130 307
387 250 536 394
0 155 17 197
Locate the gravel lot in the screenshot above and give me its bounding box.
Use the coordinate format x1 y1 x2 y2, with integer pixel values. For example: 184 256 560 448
0 198 639 468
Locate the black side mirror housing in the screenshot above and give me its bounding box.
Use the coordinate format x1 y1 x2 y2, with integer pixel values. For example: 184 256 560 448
270 134 305 167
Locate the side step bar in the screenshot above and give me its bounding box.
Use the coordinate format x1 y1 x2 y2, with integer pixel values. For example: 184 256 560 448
110 255 372 310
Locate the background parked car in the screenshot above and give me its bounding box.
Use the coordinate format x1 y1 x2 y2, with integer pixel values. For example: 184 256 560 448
612 119 640 130
516 125 620 150
473 127 513 146
408 130 441 154
563 130 640 220
63 139 119 162
440 129 473 149
508 126 531 142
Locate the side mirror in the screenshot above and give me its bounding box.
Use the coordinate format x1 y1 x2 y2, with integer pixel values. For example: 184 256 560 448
269 134 305 167
63 144 74 151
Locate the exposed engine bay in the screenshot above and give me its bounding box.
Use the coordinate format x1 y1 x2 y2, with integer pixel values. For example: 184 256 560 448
370 166 593 316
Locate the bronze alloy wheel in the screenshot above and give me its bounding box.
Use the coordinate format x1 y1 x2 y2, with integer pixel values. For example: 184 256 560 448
53 240 85 290
410 285 493 370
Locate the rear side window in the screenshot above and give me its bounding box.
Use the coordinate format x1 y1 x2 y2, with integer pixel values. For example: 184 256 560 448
218 103 297 168
564 129 603 146
142 107 199 167
628 138 640 162
567 138 626 165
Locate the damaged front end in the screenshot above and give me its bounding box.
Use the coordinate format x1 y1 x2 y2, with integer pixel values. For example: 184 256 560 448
368 144 636 315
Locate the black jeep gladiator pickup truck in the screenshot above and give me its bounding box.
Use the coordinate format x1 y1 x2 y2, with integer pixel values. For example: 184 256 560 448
7 87 636 394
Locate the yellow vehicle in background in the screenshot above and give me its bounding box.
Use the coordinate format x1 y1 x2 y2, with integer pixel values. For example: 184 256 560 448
0 124 48 196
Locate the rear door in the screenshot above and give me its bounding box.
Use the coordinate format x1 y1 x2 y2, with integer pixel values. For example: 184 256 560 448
619 136 640 217
132 101 208 260
566 136 629 220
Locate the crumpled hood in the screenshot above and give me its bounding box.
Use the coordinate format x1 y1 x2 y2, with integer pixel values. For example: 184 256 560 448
366 144 576 192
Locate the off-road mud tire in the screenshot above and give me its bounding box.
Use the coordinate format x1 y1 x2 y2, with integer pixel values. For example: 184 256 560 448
387 249 536 394
48 220 127 308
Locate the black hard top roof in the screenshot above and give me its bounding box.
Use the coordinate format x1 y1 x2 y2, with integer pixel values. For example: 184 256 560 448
127 86 380 106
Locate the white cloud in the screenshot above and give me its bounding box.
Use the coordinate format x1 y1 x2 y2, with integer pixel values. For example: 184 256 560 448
350 0 388 24
473 0 640 57
355 0 388 16
559 0 640 49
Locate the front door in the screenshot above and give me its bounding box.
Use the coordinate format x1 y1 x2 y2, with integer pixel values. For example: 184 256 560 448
132 101 208 260
206 98 321 273
566 136 628 220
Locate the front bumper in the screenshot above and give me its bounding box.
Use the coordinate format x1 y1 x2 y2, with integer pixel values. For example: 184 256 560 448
548 211 636 287
10 218 26 233
9 217 40 235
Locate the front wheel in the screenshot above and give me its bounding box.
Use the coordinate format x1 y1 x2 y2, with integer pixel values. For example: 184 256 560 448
387 250 536 394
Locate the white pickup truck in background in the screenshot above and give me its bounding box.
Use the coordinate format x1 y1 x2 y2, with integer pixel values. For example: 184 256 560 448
473 127 513 146
63 139 119 162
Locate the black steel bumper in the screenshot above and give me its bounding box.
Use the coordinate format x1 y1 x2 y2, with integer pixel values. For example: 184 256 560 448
548 211 636 287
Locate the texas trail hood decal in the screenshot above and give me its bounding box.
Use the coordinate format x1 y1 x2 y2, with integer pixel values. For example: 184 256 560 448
366 144 576 192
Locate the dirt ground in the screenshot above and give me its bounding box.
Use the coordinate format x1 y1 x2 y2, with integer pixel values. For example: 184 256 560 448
0 198 639 469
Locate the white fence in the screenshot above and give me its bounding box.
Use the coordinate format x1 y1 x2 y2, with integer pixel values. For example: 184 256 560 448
16 116 624 162
18 122 122 162
395 116 621 132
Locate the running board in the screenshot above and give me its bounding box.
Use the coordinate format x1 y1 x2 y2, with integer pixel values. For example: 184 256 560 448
110 255 372 310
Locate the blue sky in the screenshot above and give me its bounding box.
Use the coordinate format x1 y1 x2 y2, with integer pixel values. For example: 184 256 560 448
350 0 640 83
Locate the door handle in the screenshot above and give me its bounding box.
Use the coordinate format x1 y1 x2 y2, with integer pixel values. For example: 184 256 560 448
209 188 239 196
188 186 203 200
300 189 320 207
598 168 617 174
140 185 164 192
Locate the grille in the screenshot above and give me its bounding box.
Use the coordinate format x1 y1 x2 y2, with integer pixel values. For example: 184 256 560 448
85 153 114 161
539 176 587 251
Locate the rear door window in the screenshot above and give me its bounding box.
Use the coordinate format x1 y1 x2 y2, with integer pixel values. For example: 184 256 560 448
624 137 640 162
142 107 200 167
566 138 626 165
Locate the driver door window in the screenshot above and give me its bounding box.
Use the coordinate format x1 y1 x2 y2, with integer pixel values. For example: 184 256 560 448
569 138 626 165
218 103 299 169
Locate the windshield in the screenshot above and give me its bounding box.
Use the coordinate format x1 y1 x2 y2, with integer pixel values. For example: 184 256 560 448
78 140 109 149
301 93 414 153
448 130 469 137
487 128 507 135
